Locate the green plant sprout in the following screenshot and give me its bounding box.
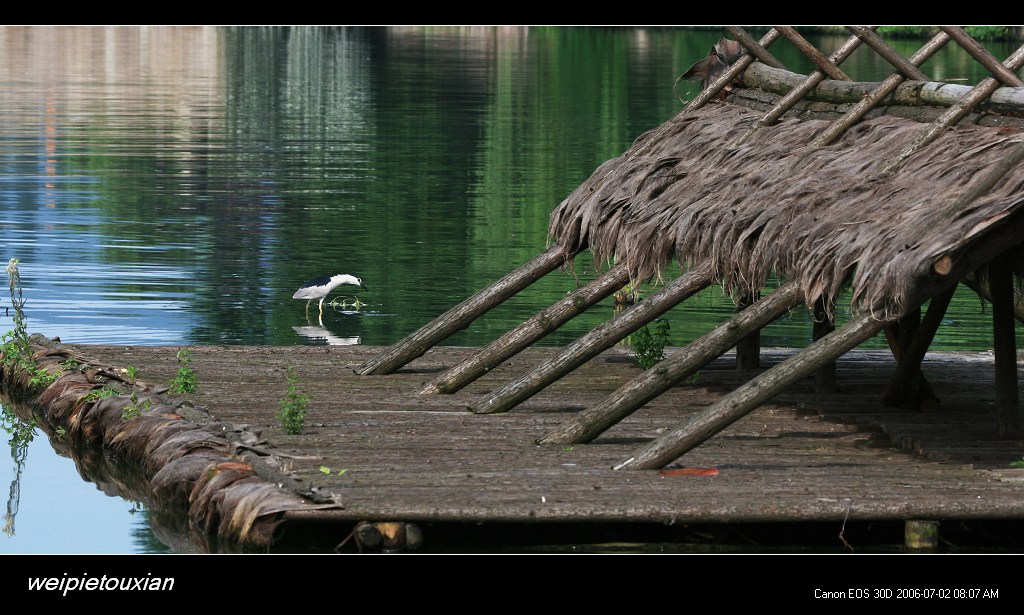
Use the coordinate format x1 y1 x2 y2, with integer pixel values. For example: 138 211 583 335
82 386 119 403
319 466 347 476
170 348 197 394
1010 458 1024 468
121 392 152 421
630 319 671 370
277 366 309 435
2 258 58 388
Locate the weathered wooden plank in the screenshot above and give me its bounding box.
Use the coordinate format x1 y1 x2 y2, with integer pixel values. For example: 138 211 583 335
419 262 631 395
539 282 801 446
613 312 887 471
469 261 714 415
355 245 569 375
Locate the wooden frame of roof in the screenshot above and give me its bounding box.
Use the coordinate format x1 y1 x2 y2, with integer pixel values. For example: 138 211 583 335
358 27 1024 470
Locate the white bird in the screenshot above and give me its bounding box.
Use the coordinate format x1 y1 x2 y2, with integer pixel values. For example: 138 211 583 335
293 274 367 318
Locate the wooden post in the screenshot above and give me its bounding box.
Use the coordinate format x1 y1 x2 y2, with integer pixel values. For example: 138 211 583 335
991 254 1022 437
419 263 631 395
962 271 1024 324
905 520 940 553
540 283 801 446
812 297 836 393
355 246 568 376
735 292 761 371
881 287 955 411
613 311 885 470
469 261 714 415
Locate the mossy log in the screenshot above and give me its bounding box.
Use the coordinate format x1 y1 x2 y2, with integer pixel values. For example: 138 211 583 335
0 336 339 547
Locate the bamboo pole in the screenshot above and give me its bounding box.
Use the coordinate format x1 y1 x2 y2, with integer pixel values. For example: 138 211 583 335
881 44 1024 174
539 282 801 446
990 253 1022 437
355 245 569 375
813 31 950 147
469 261 714 415
734 29 874 146
613 311 886 470
419 262 631 395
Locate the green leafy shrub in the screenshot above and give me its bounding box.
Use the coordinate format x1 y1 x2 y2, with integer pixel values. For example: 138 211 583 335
276 366 309 435
631 319 671 369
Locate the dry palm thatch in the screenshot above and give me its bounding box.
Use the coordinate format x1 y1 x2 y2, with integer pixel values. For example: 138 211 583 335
549 102 1024 322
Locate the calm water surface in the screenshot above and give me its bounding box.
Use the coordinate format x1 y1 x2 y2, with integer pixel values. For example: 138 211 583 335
0 26 1016 553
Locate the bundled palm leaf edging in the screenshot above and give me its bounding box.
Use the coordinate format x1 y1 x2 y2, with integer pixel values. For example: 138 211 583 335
549 101 1024 321
0 334 340 546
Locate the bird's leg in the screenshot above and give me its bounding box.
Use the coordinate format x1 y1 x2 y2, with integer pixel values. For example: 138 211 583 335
319 296 326 318
305 299 312 319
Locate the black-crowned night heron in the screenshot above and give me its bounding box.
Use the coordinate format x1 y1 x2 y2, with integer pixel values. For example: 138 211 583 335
293 274 367 318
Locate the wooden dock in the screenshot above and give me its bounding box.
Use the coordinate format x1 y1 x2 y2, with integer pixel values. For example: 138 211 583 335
50 342 1024 553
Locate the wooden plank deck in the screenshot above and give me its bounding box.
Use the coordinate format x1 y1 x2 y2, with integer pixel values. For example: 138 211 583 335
55 342 1024 552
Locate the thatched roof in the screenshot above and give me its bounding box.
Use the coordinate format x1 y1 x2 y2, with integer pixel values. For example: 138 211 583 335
548 102 1024 320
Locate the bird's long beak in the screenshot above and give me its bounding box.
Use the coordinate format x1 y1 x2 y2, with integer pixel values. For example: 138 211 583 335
359 283 368 291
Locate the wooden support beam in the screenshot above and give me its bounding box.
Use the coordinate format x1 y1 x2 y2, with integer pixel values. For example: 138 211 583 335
940 27 1024 88
419 262 631 395
990 254 1022 437
539 283 801 446
723 27 785 70
355 245 569 375
613 311 886 470
905 520 940 553
848 27 929 81
735 291 761 370
881 288 954 411
881 44 1024 174
812 297 836 393
470 261 714 415
775 26 852 81
814 31 950 146
734 29 874 146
